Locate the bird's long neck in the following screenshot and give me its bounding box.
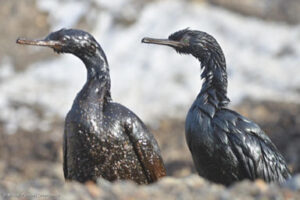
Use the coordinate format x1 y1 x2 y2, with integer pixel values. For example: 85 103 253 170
79 50 112 102
194 49 230 117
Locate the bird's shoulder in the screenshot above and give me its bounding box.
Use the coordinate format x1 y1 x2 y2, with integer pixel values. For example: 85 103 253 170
109 103 162 163
105 102 144 122
106 102 152 135
212 108 284 164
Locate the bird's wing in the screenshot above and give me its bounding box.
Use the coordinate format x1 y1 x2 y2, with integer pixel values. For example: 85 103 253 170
63 112 72 180
63 128 68 179
213 108 290 182
124 117 166 183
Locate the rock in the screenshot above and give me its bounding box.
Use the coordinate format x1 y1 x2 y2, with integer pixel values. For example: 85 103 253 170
203 0 300 24
0 0 51 71
85 181 101 198
1 175 300 200
285 174 300 191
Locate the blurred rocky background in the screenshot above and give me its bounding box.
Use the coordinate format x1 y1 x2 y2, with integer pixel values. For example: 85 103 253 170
0 0 300 199
207 0 300 24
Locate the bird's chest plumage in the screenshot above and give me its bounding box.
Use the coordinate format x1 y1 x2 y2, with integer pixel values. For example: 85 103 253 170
185 105 242 184
67 103 117 142
185 105 227 176
185 106 215 153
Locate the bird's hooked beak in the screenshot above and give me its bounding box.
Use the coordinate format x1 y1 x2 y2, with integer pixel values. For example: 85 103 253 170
141 37 186 48
16 37 63 51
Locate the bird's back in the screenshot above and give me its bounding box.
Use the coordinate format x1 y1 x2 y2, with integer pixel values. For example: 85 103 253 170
214 108 291 183
64 86 165 183
186 104 291 185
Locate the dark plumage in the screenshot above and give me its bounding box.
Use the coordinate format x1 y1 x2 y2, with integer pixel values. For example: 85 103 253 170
17 28 166 184
142 29 291 185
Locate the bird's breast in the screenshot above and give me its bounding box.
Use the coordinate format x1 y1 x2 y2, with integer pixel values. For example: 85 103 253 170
186 107 214 140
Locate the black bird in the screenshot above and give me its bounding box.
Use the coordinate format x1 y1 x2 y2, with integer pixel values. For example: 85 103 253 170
17 28 166 184
142 29 291 185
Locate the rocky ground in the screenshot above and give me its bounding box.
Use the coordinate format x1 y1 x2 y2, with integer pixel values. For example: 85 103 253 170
0 100 300 199
1 175 300 200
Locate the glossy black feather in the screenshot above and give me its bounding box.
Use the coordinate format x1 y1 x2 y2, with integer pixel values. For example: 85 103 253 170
43 29 167 184
162 29 291 185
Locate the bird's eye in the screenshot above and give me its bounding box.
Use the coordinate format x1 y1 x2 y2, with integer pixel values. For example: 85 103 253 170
182 38 189 44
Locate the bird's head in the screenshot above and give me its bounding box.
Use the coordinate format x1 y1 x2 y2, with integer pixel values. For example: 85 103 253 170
142 28 222 61
17 28 101 58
